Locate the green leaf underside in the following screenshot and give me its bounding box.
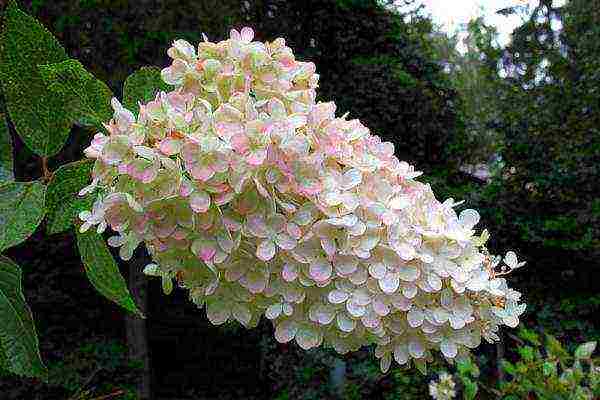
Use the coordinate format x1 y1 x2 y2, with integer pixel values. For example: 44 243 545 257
76 230 144 318
39 59 113 130
123 66 172 115
0 1 71 157
0 181 46 251
45 159 94 235
0 255 47 378
0 113 14 183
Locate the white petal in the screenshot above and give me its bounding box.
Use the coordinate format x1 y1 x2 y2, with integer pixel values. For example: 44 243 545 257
328 290 349 304
274 320 297 343
295 326 322 350
346 299 366 317
336 313 356 332
379 272 400 294
440 339 458 358
368 262 387 279
408 340 425 359
393 344 409 365
407 307 424 328
232 303 251 326
265 303 283 320
459 209 480 229
206 301 230 325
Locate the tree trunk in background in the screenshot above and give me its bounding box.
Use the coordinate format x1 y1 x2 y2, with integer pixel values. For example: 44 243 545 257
126 253 152 400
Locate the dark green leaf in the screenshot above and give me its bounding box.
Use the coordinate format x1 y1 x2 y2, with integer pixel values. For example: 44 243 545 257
0 113 13 183
0 1 71 156
0 181 46 251
0 255 47 378
123 66 171 115
38 59 113 130
76 230 144 318
45 160 94 234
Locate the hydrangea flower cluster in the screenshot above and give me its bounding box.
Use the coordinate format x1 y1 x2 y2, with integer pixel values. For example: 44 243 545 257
79 27 526 372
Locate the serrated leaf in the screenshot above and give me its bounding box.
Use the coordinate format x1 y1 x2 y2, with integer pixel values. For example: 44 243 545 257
0 1 71 157
0 255 47 378
0 181 46 251
45 160 94 234
0 113 14 183
76 230 144 318
574 341 596 360
123 66 172 115
38 59 113 130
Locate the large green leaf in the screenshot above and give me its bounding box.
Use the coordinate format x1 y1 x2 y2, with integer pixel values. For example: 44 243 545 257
45 160 94 235
0 112 13 183
39 59 113 130
0 256 47 378
0 1 71 157
76 230 144 318
123 66 171 115
0 181 46 251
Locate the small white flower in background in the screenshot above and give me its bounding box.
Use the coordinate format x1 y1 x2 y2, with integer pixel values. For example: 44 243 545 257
429 372 456 400
78 26 526 373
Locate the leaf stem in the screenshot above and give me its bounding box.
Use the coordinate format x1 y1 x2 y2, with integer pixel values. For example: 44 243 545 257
41 156 53 183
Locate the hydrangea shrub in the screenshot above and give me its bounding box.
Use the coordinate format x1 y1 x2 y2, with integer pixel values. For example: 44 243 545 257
78 27 526 372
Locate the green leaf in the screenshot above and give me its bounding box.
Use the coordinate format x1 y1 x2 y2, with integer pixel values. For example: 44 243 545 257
574 341 597 360
543 360 557 377
123 66 171 115
0 1 71 157
45 160 94 234
38 59 113 130
76 230 144 318
545 334 569 361
414 358 427 375
0 255 47 378
462 376 478 400
0 181 46 251
517 345 536 362
0 112 14 183
518 327 541 346
502 360 517 376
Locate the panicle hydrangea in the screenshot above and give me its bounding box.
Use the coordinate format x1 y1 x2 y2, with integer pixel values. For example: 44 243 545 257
79 27 526 372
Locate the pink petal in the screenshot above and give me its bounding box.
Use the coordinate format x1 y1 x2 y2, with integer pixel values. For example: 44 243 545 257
159 138 182 155
275 233 297 250
246 214 269 238
256 239 276 261
242 270 268 294
231 133 249 153
282 263 298 282
309 259 332 281
246 149 267 166
191 165 215 181
190 191 211 213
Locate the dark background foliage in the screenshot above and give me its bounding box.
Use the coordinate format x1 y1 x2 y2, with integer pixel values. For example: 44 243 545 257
1 0 598 399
